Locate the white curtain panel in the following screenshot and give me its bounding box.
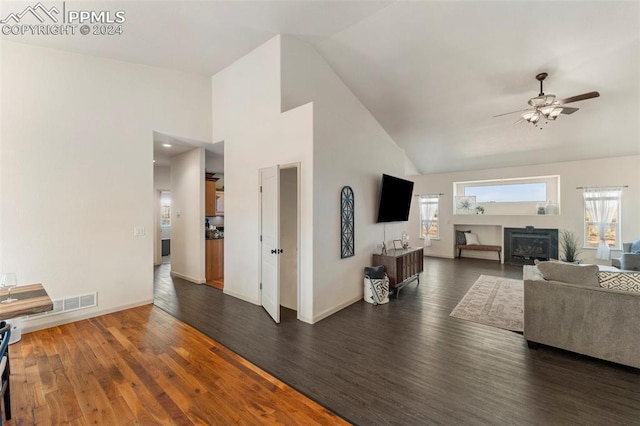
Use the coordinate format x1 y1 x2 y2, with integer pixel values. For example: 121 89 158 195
583 188 620 260
420 195 439 247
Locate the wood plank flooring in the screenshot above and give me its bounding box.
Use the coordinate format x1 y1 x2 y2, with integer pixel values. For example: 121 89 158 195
154 257 640 425
7 304 347 425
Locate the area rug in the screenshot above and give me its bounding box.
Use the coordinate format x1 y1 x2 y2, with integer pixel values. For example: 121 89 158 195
450 275 523 332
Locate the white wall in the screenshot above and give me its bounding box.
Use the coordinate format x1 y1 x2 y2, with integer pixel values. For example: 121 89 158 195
205 150 224 174
408 155 640 264
212 36 316 323
212 35 407 322
170 148 206 282
280 36 406 321
1 41 211 331
154 166 171 189
280 105 314 321
0 39 4 270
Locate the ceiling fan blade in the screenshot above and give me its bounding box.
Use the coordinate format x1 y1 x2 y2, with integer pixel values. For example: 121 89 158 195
560 107 579 115
493 109 530 118
557 91 600 104
513 117 524 125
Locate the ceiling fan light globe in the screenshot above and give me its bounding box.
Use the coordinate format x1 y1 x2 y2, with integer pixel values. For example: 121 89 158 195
549 107 563 119
540 106 555 116
529 94 556 107
528 96 545 107
530 111 541 123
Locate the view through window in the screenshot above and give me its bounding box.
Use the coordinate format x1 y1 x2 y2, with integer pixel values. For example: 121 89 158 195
419 195 439 239
464 182 547 202
584 188 621 249
454 175 559 215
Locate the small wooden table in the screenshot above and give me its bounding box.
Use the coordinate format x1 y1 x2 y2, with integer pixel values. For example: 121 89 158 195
0 283 53 320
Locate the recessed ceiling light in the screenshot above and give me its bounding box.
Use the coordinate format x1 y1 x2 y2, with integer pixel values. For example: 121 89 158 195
162 144 172 148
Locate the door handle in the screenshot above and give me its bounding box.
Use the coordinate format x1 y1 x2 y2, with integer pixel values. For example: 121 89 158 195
270 249 284 254
271 249 276 254
278 249 284 254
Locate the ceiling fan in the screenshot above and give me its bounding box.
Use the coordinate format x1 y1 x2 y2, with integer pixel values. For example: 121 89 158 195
494 72 600 128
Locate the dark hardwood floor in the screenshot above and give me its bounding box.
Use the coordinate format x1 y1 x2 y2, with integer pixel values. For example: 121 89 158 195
154 258 640 425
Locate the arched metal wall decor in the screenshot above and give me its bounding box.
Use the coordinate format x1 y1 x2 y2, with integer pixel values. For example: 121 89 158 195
340 186 355 258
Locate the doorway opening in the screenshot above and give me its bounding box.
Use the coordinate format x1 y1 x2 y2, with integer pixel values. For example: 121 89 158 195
160 190 171 264
260 163 300 323
279 166 299 314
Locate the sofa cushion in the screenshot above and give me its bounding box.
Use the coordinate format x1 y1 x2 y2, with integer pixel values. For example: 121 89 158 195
455 230 469 245
598 271 640 293
536 261 600 286
631 240 640 253
463 232 480 245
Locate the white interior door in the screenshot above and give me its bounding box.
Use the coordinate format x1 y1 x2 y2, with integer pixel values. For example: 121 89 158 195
260 165 280 323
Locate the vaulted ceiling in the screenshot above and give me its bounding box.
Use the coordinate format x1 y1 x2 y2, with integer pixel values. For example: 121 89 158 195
3 1 638 174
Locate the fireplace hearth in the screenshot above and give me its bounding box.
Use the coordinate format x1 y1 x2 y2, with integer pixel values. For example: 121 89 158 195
504 227 558 265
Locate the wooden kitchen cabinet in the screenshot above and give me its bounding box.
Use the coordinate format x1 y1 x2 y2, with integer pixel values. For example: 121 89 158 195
205 179 217 216
206 238 224 281
215 190 224 216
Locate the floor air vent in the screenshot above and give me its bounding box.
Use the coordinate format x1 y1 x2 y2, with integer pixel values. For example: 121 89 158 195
29 292 97 318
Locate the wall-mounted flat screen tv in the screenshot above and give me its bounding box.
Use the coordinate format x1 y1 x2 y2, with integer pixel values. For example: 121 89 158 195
376 174 414 223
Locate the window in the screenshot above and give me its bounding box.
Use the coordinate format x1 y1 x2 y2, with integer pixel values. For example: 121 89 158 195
583 188 621 252
464 182 547 203
454 175 560 216
419 195 439 239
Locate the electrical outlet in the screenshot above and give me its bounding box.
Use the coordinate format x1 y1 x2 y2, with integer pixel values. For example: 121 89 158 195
133 227 145 236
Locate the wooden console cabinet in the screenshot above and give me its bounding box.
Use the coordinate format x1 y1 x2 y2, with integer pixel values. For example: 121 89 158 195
372 247 424 295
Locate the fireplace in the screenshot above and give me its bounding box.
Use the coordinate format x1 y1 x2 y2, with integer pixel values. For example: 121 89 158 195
504 227 558 265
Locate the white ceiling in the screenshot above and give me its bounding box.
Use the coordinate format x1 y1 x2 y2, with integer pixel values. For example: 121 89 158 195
4 0 639 174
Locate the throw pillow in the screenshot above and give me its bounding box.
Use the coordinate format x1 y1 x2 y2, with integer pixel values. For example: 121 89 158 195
364 265 386 279
464 232 480 245
455 230 469 245
598 271 640 293
536 261 600 286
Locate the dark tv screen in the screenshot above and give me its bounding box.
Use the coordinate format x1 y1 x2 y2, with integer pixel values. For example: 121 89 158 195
376 174 414 223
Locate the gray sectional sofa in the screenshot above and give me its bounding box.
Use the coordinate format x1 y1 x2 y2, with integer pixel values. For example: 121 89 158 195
524 263 640 369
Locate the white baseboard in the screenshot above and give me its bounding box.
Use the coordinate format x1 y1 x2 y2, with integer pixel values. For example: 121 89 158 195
170 270 205 284
21 299 154 334
222 288 259 306
425 253 455 259
311 295 362 324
